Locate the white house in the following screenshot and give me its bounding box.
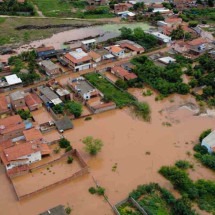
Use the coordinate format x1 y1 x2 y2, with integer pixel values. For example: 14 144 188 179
201 130 215 153
148 31 172 43
81 39 96 51
105 45 125 58
64 49 92 72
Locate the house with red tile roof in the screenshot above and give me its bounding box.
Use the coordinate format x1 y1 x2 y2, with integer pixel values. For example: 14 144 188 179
0 140 51 171
114 3 133 14
24 93 42 111
0 115 25 142
63 49 92 72
0 95 11 119
23 128 43 141
111 66 137 81
165 17 182 27
116 40 145 55
88 51 101 63
105 45 125 58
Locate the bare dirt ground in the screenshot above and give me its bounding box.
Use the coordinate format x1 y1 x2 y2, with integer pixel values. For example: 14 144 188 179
0 89 214 215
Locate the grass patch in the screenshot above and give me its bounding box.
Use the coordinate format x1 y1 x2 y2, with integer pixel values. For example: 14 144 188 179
85 73 135 107
0 17 100 46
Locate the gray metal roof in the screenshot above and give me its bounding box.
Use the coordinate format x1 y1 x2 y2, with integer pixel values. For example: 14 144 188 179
39 205 67 215
10 91 25 101
41 60 59 71
75 80 94 97
55 117 73 131
38 86 59 101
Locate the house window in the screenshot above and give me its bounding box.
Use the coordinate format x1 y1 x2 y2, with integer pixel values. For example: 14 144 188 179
27 155 31 157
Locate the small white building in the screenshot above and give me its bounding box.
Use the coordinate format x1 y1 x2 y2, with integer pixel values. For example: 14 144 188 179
148 31 172 43
81 39 96 51
5 74 22 86
201 130 215 153
158 56 176 65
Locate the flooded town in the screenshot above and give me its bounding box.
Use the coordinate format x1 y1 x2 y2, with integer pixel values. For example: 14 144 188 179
0 0 215 215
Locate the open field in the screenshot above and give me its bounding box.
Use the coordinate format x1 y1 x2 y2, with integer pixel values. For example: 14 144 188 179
31 0 115 18
0 17 102 46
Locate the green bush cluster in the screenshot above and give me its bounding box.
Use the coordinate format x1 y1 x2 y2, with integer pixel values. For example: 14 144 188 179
88 186 105 195
132 56 190 97
159 165 215 214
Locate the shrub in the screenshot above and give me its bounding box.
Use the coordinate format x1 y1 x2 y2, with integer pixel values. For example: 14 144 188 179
59 138 71 148
132 101 151 122
82 136 103 155
188 21 198 27
67 156 73 164
175 160 192 170
97 186 105 195
17 109 31 120
53 147 61 154
89 187 97 194
65 145 73 152
52 104 64 114
65 101 83 118
65 206 72 214
199 129 212 142
85 116 92 121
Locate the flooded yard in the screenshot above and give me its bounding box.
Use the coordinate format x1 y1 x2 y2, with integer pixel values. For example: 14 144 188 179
43 130 62 143
12 156 82 197
0 91 214 215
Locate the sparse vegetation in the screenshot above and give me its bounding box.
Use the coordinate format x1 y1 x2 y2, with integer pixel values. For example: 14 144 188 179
67 156 73 164
65 206 72 214
132 101 151 122
88 186 105 196
175 160 192 170
17 109 31 120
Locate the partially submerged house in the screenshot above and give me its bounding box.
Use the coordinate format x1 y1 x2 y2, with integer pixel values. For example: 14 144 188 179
55 117 73 132
201 130 215 153
40 60 61 77
114 3 133 14
0 141 51 172
158 56 176 65
148 31 171 43
64 49 92 72
39 205 67 215
0 115 25 142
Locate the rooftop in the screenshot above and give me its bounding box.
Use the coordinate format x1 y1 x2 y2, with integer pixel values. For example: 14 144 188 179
55 117 73 131
64 49 91 64
5 74 22 86
117 40 144 52
109 45 123 54
0 95 9 113
25 93 42 107
56 88 70 97
39 205 67 215
23 128 43 141
36 46 55 53
149 31 171 43
188 38 207 46
202 130 215 149
88 51 101 60
0 115 25 135
158 56 176 64
81 39 96 45
38 86 60 101
41 60 60 71
10 91 25 101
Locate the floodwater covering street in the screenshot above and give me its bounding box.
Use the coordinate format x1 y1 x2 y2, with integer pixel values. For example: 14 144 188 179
0 90 214 215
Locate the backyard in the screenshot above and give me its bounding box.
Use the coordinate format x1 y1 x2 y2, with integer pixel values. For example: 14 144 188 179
85 73 135 107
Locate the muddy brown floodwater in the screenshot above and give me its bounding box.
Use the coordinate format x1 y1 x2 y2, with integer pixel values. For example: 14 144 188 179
0 89 215 215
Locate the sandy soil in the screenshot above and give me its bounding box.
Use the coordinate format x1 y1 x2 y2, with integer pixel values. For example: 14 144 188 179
0 89 214 215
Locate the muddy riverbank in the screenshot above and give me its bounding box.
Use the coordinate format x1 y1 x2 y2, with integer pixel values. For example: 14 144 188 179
0 91 214 215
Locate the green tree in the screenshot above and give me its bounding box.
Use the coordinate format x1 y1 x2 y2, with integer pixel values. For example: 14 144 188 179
115 79 128 90
170 25 185 40
59 138 71 148
52 104 64 114
17 109 31 120
65 101 83 118
82 136 103 155
199 129 212 142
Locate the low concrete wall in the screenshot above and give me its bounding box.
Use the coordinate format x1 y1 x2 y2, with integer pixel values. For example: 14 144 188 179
10 149 89 201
